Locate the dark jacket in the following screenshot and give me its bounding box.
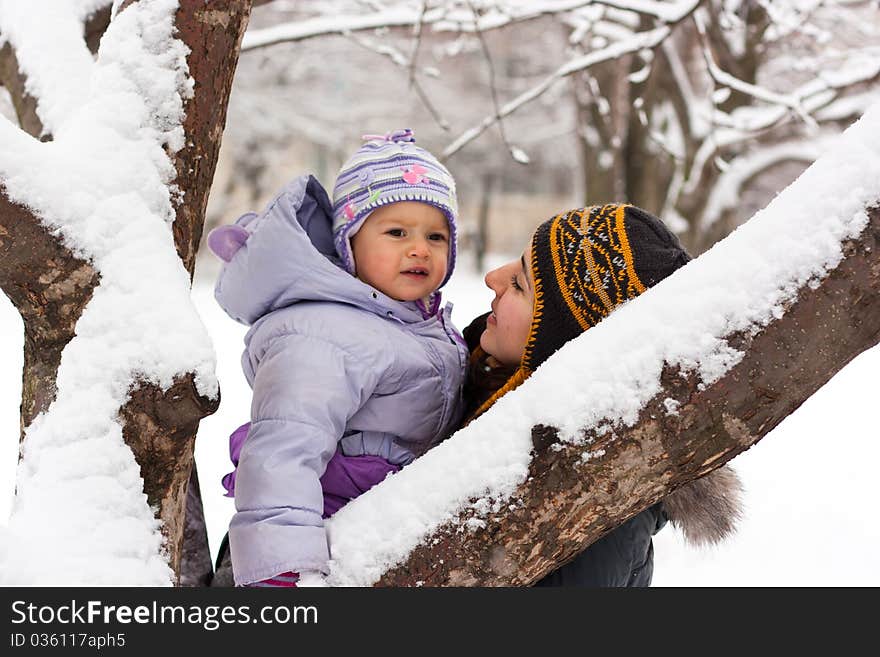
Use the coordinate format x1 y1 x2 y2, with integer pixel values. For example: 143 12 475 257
534 504 666 587
462 313 741 587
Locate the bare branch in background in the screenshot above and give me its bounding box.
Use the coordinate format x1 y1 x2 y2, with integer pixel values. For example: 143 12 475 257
407 0 427 87
693 11 817 129
442 23 673 160
241 1 616 51
464 0 525 163
441 1 702 159
344 27 451 131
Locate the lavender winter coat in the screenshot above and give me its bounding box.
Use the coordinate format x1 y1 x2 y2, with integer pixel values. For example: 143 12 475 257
213 175 467 585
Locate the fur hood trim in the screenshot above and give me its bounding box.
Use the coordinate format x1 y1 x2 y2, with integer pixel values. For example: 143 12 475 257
661 464 744 546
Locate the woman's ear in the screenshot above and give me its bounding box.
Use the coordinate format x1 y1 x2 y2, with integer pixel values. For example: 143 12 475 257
207 224 250 262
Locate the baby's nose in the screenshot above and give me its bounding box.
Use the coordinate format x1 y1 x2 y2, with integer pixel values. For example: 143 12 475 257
409 240 430 257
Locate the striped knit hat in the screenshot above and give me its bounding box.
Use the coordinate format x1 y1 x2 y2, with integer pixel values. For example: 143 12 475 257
471 204 691 420
331 129 458 287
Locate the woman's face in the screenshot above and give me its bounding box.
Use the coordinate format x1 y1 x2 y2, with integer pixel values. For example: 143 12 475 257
480 241 535 367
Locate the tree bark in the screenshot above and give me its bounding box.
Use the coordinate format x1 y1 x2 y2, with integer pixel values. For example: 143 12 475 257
376 204 880 586
0 42 45 138
84 4 113 55
0 192 99 433
169 1 253 277
164 0 254 585
0 0 252 584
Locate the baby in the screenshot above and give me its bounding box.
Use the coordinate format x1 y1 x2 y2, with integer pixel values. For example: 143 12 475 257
208 129 467 586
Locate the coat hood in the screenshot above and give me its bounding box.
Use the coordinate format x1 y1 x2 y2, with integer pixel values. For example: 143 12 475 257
661 464 744 546
210 175 443 326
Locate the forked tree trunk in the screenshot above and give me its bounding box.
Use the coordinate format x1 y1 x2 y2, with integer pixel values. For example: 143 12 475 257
5 1 878 588
0 0 253 584
377 204 880 586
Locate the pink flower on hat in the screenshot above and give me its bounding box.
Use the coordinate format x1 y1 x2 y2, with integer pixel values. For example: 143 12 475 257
402 164 428 185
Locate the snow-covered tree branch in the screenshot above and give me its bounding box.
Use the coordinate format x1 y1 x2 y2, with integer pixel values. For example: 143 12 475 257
2 0 879 587
322 104 880 586
0 0 251 585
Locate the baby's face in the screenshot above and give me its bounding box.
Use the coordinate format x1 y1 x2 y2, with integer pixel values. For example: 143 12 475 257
350 201 449 302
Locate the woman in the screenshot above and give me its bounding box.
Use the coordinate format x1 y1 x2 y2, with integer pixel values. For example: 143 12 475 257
461 203 742 586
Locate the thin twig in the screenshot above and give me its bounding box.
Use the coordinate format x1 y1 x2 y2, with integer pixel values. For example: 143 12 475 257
464 0 522 163
693 11 818 128
242 1 608 52
442 24 672 160
408 0 428 89
346 30 409 66
405 1 449 131
441 0 703 160
343 26 450 130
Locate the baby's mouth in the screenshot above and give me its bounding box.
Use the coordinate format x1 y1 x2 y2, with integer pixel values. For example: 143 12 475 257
402 268 429 277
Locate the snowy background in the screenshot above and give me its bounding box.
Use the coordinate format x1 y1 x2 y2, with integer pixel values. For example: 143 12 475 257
1 0 879 586
2 252 878 586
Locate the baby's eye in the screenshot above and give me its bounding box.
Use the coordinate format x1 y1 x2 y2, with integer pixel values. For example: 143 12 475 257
428 233 448 242
387 228 405 237
510 275 523 292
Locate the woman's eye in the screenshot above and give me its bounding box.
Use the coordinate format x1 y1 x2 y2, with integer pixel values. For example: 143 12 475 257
510 275 523 292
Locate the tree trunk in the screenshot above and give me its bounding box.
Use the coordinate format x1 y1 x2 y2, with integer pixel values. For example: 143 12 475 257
0 0 252 584
166 0 254 586
376 204 880 586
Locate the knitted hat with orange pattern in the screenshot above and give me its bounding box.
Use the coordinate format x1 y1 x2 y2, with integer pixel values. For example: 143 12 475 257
471 204 691 421
522 204 691 370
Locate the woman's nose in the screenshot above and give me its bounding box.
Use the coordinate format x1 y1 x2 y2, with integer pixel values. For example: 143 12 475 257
484 266 502 291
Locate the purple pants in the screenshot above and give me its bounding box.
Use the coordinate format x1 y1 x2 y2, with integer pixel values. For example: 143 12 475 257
221 422 400 518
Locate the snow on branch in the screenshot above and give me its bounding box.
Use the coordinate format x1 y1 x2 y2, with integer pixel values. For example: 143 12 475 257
815 89 880 123
681 55 880 199
241 0 697 52
707 53 880 136
694 12 817 128
0 0 215 585
439 0 700 158
242 1 582 51
587 0 699 22
0 109 38 161
0 0 99 137
323 101 880 586
442 22 672 159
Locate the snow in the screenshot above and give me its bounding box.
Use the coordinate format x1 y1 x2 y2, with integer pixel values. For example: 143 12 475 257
321 102 880 585
241 1 619 52
510 146 531 164
3 251 880 585
0 0 215 585
0 0 878 587
0 1 93 136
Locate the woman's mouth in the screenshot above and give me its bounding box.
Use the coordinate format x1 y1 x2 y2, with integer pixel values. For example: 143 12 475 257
487 312 497 325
